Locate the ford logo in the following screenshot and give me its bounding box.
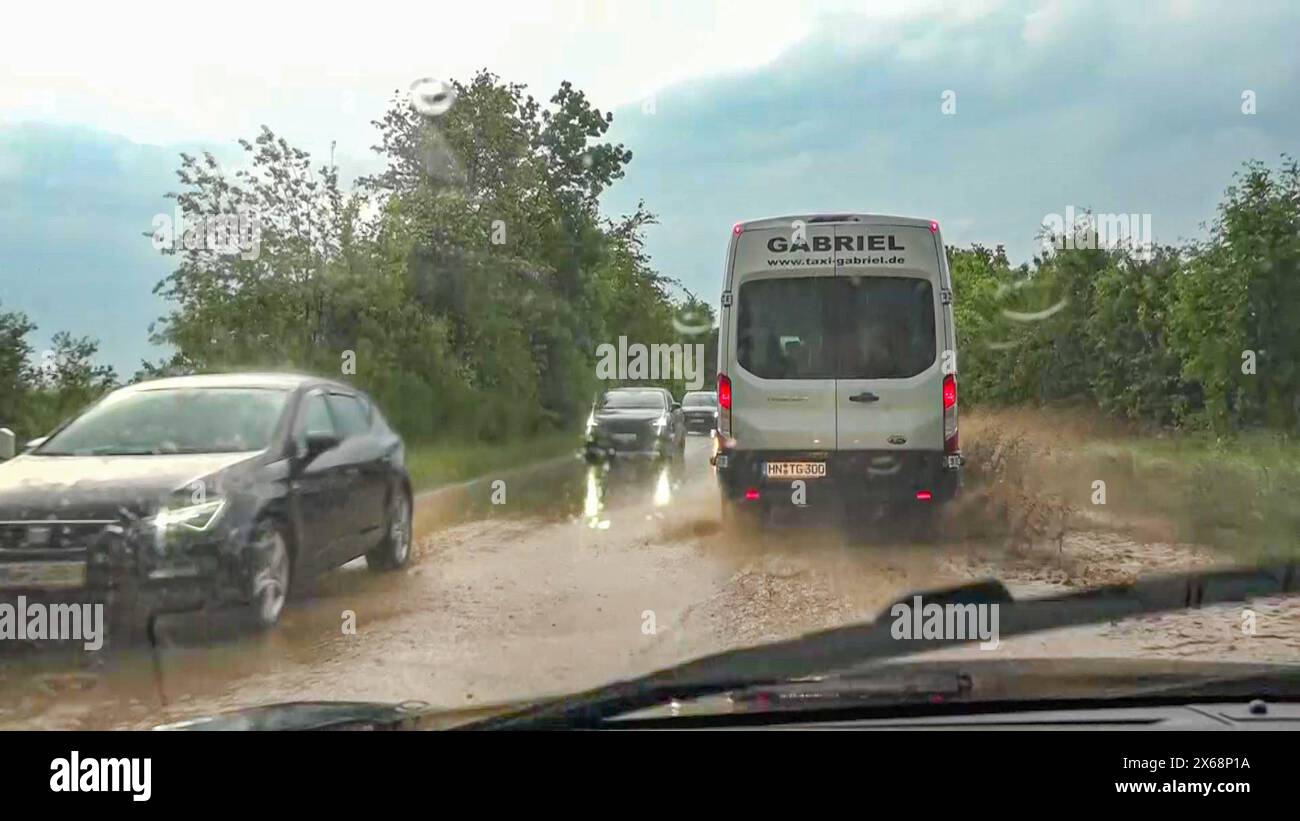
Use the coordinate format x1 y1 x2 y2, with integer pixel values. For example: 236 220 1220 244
887 435 907 445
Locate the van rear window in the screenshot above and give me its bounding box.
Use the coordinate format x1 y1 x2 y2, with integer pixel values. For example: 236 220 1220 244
737 276 936 380
838 276 936 379
736 278 837 379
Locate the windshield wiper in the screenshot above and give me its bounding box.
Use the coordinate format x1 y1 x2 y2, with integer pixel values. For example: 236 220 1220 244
464 562 1300 729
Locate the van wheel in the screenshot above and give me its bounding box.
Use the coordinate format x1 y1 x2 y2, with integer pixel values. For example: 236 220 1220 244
721 497 762 538
367 491 413 572
899 503 941 543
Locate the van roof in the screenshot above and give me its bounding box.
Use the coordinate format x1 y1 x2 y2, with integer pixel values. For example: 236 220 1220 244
735 214 937 231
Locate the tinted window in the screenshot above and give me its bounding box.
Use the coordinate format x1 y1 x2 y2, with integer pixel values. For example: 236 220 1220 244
838 276 936 379
737 278 836 379
737 276 936 380
683 392 717 406
36 388 289 455
296 392 335 450
599 390 667 409
328 394 372 439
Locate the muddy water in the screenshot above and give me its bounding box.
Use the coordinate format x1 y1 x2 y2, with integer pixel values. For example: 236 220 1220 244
3 436 1298 730
0 440 720 729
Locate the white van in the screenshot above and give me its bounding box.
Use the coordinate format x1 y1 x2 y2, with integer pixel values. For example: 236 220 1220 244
714 214 961 523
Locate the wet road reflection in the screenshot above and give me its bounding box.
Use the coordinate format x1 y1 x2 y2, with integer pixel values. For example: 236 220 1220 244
0 436 712 729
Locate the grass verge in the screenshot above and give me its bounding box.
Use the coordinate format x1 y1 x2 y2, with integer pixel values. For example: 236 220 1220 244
405 430 578 492
959 406 1300 560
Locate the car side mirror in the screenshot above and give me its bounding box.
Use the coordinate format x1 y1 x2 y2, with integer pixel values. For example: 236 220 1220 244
25 435 48 451
0 429 14 461
301 431 341 461
672 402 682 412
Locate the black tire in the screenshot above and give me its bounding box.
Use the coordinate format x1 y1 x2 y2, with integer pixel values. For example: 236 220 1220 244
720 495 763 537
366 490 413 572
247 519 293 630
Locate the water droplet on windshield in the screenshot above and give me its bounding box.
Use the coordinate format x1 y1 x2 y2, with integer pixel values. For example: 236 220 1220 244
409 78 456 117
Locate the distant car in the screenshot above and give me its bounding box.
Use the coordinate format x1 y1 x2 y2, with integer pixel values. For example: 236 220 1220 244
0 373 413 632
584 387 686 462
681 391 719 434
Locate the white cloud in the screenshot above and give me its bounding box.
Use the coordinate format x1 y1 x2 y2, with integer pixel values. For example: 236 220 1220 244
0 0 993 154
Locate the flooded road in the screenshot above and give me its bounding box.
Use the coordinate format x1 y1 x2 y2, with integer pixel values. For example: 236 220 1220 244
3 436 1299 729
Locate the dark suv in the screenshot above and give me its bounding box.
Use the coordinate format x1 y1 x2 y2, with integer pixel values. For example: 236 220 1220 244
584 387 686 462
0 373 413 633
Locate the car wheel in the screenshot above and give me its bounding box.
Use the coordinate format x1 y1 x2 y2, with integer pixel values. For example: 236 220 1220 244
249 521 292 630
367 491 412 572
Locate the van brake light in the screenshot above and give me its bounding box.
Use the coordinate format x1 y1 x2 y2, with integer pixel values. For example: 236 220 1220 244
718 374 732 438
942 373 958 453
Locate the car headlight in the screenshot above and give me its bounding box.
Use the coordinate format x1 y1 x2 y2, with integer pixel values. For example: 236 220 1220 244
152 499 227 532
585 413 598 435
653 413 668 432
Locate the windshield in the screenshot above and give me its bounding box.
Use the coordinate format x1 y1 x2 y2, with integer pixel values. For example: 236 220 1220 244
3 0 1300 738
36 388 289 455
598 391 666 410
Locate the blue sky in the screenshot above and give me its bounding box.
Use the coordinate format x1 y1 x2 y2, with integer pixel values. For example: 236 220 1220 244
1 0 1298 374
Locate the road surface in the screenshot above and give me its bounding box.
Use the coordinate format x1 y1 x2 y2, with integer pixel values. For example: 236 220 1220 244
2 436 1298 729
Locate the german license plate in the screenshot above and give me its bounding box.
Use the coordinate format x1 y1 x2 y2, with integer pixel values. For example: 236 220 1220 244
0 561 87 590
764 462 827 479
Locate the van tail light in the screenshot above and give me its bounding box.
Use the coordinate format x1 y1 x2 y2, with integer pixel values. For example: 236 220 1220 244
942 373 958 453
718 373 732 438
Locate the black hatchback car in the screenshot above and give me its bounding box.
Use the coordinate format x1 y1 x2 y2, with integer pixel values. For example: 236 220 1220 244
0 373 413 633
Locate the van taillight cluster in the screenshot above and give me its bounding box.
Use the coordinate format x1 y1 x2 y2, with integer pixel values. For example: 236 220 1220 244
718 374 732 438
942 373 958 453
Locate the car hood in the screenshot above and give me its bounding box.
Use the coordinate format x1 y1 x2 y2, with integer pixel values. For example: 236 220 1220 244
0 452 262 519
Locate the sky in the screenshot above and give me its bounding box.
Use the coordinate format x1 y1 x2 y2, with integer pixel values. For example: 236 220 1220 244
1 0 1298 373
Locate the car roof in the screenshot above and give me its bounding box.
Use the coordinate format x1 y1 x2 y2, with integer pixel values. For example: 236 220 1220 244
736 213 937 231
118 372 356 394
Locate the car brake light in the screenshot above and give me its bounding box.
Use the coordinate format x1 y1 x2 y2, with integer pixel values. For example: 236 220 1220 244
929 220 939 234
916 490 933 501
733 223 744 235
745 488 760 501
943 373 958 453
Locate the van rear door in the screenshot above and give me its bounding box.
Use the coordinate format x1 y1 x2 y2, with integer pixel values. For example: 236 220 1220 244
725 223 838 451
832 223 947 451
